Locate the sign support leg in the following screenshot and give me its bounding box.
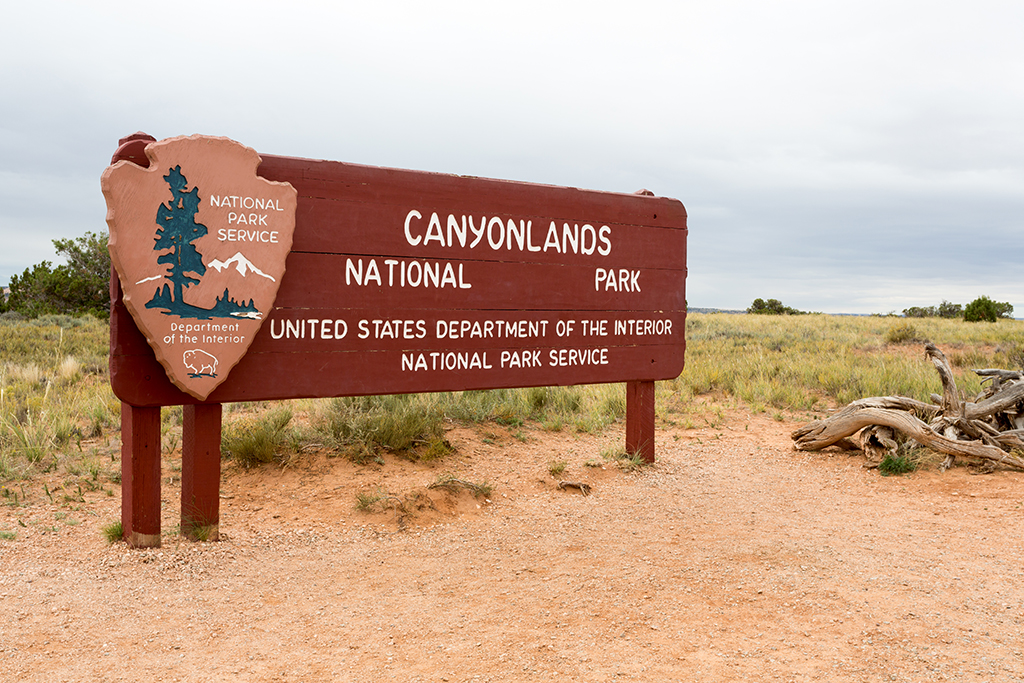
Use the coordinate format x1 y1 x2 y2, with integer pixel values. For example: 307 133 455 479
626 380 656 463
120 402 162 548
181 403 222 541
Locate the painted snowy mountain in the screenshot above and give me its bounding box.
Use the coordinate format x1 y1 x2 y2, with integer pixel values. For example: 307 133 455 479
206 252 276 282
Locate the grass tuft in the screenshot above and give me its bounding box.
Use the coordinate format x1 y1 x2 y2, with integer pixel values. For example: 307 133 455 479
102 519 123 544
222 407 293 467
548 460 567 477
878 452 918 476
313 394 445 461
600 445 649 472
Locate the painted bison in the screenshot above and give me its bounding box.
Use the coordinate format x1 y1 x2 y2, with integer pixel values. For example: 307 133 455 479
183 349 218 376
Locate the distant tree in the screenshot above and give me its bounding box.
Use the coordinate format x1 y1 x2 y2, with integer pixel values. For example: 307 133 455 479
747 298 804 315
6 261 61 317
5 231 110 318
964 296 1013 323
937 300 963 319
902 306 936 318
993 300 1014 319
50 231 110 315
902 300 966 319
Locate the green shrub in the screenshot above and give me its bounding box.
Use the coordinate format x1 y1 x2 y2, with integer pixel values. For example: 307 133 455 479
964 296 1013 322
903 301 963 319
222 407 293 467
878 452 917 476
101 520 123 544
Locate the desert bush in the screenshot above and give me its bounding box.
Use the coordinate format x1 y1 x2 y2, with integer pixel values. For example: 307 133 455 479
221 407 293 467
600 445 648 472
878 452 917 476
884 321 919 344
428 473 493 497
311 394 446 462
964 296 1013 323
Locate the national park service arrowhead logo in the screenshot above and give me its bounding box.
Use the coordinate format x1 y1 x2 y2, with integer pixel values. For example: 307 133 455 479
101 135 297 400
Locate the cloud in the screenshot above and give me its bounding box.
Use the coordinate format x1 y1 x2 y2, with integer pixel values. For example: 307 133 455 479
1 1 1022 313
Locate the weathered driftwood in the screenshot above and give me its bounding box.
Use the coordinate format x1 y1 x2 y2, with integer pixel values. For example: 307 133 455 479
793 407 1024 469
860 425 898 462
925 343 963 416
792 343 1024 473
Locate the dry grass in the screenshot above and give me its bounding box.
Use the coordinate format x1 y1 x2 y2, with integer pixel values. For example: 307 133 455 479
3 312 1021 484
666 313 1023 417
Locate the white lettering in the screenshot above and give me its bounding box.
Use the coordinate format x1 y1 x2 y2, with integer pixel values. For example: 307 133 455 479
487 216 504 250
448 214 467 248
597 225 612 255
404 209 423 246
424 212 445 246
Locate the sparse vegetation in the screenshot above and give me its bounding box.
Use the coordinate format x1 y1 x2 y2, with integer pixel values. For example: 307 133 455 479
221 407 293 467
427 473 493 498
548 460 567 477
672 312 1021 411
2 311 1022 487
101 519 123 544
600 445 648 472
878 452 918 476
355 488 389 512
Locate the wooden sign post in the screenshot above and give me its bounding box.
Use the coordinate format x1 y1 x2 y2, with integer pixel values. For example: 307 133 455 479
105 133 687 547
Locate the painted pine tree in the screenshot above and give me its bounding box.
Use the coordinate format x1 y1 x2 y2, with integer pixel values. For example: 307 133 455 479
152 165 208 308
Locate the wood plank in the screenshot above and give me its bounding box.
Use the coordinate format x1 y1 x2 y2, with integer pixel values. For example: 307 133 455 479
284 200 687 269
263 254 684 311
120 403 161 548
257 155 687 230
111 341 684 406
181 404 222 541
251 310 684 354
626 380 657 463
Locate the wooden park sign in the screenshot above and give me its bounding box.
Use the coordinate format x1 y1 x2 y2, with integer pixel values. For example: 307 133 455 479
103 132 687 547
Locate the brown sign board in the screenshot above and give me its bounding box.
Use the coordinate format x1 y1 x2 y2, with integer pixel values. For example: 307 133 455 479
109 139 688 407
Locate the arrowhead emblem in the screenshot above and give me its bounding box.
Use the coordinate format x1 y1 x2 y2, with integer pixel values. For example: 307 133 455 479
101 135 297 400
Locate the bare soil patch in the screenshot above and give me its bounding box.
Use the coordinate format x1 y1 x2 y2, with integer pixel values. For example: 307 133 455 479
1 403 1022 682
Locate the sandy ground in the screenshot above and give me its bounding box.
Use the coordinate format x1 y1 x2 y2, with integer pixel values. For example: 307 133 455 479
1 402 1023 682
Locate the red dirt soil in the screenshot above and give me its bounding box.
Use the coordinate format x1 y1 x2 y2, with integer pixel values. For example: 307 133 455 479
1 403 1022 682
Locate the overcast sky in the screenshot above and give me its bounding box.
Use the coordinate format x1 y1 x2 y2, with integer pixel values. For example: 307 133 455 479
2 0 1021 314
